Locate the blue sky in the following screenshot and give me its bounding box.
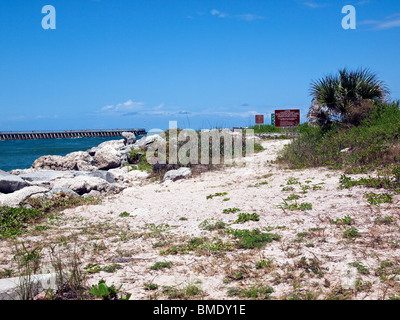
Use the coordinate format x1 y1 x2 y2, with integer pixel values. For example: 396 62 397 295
0 0 399 132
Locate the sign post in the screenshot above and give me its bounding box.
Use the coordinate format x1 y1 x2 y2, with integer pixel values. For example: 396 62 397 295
271 114 275 126
274 110 300 128
255 115 264 129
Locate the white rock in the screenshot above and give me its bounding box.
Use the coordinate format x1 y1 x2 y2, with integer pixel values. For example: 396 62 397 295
0 186 49 207
51 176 111 195
93 145 122 170
163 167 191 182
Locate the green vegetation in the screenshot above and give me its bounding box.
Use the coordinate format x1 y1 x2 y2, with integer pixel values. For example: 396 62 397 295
364 193 393 205
206 192 228 199
199 219 227 231
227 229 281 249
161 284 203 299
119 211 130 217
88 279 131 300
278 68 400 170
234 213 260 224
22 192 100 214
227 285 274 300
349 261 370 275
247 125 281 134
223 208 241 214
278 200 313 212
330 216 353 226
150 261 173 270
343 227 360 239
0 206 45 238
128 149 153 172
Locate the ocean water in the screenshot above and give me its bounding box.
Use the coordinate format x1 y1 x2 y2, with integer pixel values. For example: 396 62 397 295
0 136 143 172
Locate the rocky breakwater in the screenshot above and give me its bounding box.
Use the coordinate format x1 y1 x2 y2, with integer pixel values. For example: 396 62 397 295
0 132 191 207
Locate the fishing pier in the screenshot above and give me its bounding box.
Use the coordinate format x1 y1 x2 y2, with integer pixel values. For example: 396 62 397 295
0 129 147 141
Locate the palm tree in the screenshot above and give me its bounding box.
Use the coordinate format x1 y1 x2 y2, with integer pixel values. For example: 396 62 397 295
307 68 389 127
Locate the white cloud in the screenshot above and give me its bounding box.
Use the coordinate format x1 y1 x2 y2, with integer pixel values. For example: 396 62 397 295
360 13 400 30
211 9 228 18
236 14 265 21
100 100 145 113
302 1 330 9
210 9 264 21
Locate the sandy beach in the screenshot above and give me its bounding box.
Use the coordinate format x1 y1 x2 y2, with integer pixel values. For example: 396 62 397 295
1 138 399 300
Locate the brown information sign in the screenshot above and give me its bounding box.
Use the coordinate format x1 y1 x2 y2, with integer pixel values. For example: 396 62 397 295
274 109 300 127
255 115 264 124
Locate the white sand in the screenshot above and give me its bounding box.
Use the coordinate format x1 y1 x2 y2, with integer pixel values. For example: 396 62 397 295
2 139 399 300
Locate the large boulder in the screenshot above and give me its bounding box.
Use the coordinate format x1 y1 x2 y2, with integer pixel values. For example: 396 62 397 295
0 186 49 207
134 135 165 150
0 170 29 194
93 145 122 170
74 171 116 184
122 132 136 146
50 176 123 196
163 167 191 182
31 151 97 171
18 170 72 183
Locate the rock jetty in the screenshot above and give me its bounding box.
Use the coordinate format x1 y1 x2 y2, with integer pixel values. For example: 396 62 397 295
0 133 192 207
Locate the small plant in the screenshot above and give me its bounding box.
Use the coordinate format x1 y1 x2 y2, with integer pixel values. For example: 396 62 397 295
296 257 326 277
199 219 227 231
88 279 131 300
119 211 130 217
206 192 228 199
278 200 312 212
286 194 300 201
330 216 353 225
343 226 360 239
299 203 313 211
287 177 300 185
255 258 274 270
227 229 281 249
234 213 260 224
102 263 122 273
0 206 45 238
84 264 102 274
150 261 173 270
223 208 241 214
248 181 269 188
364 193 393 206
281 186 295 192
227 285 274 300
374 216 395 225
22 193 100 214
349 261 370 275
144 283 159 290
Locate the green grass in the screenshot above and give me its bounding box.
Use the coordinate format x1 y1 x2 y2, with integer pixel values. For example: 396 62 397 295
150 261 173 270
227 285 274 300
199 219 227 231
247 125 282 134
278 101 400 169
223 208 241 214
330 216 353 226
343 227 360 239
234 213 260 224
227 229 281 249
364 193 393 205
0 206 45 238
206 192 228 199
21 193 100 214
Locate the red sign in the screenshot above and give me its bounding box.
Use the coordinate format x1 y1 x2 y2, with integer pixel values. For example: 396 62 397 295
255 115 264 124
274 109 300 127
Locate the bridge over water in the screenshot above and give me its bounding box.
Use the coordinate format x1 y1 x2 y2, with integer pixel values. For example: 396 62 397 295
0 128 147 141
